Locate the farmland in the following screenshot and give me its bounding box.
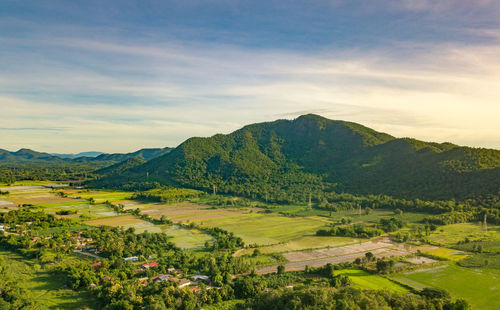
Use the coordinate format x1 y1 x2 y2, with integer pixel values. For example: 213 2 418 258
334 268 408 293
198 213 327 245
428 223 500 246
0 250 96 309
1 182 498 309
391 262 500 310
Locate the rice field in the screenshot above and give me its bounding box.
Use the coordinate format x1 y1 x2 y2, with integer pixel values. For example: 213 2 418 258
428 223 500 246
422 247 469 261
236 236 359 256
334 268 409 292
137 201 251 223
392 262 500 310
198 213 327 245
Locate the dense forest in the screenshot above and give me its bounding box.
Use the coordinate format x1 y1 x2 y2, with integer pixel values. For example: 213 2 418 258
90 114 500 201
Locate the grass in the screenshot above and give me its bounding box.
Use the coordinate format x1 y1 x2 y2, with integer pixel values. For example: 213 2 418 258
198 213 326 245
84 214 144 226
422 247 469 262
458 253 500 269
64 189 132 202
334 268 408 293
455 240 500 253
391 262 500 310
0 250 97 309
428 223 500 246
39 202 118 219
237 236 358 255
160 225 212 249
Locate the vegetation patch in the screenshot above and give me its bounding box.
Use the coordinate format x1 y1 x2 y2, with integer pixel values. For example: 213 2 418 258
334 268 408 292
198 213 326 245
458 253 500 269
391 262 500 310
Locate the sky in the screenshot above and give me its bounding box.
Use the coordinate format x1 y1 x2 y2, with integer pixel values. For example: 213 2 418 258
1 0 500 153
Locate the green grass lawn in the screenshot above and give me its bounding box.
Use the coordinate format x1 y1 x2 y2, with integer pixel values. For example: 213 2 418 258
334 268 408 293
198 213 326 245
0 250 96 309
391 262 500 310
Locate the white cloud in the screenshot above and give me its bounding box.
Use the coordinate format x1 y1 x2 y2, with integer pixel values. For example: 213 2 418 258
1 35 500 152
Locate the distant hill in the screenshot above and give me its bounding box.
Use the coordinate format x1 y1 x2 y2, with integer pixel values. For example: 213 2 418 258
0 147 171 165
52 151 104 159
88 147 172 163
0 148 66 163
92 114 500 200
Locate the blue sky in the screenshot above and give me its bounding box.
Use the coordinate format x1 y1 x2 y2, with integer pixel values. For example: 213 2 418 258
1 0 500 152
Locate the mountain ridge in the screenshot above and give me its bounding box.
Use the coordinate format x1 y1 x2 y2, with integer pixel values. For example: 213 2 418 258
91 114 500 201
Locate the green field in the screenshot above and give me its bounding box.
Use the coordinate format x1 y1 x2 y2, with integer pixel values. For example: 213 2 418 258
334 268 408 293
0 250 96 309
458 253 500 269
422 247 470 261
428 223 500 246
391 262 500 310
160 225 213 249
237 235 358 255
39 202 119 219
198 213 327 245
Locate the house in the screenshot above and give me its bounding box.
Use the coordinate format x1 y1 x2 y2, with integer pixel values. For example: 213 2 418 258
167 268 182 275
102 276 112 281
152 274 169 282
178 279 192 288
141 261 159 269
124 256 139 262
91 262 102 268
168 277 191 288
138 277 149 283
190 275 210 282
157 275 170 282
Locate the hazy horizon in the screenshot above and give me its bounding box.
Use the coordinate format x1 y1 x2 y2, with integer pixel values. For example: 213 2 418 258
1 114 499 154
2 1 500 152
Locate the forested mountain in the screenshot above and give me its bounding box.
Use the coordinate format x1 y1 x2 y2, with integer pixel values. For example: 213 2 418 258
84 147 171 162
0 148 66 163
0 147 171 183
92 114 500 201
0 147 171 164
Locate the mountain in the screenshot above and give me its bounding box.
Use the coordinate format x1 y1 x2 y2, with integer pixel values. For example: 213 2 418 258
95 157 146 176
52 151 104 159
92 114 500 200
0 147 172 165
88 147 172 163
0 148 66 163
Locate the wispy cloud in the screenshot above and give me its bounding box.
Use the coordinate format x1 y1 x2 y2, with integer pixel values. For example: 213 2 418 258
1 1 500 152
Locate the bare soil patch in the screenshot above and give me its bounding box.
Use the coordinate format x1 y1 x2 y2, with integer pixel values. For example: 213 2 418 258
257 238 439 274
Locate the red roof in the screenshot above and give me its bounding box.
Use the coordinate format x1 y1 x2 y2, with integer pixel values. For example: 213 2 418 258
142 261 159 268
91 262 102 267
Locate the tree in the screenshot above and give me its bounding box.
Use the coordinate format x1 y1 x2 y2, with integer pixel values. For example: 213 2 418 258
277 265 285 274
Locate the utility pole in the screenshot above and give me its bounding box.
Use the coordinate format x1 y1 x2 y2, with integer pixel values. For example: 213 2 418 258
308 192 312 210
213 184 217 196
359 204 361 216
484 213 488 232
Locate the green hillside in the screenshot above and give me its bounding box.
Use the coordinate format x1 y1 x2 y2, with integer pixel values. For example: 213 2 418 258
91 114 500 201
